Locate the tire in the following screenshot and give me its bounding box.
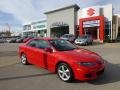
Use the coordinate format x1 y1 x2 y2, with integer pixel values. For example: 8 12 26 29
84 42 87 46
90 42 93 45
57 63 74 82
85 42 88 46
21 54 29 65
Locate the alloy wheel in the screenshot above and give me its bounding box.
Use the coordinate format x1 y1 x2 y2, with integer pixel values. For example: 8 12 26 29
57 63 73 82
21 54 27 65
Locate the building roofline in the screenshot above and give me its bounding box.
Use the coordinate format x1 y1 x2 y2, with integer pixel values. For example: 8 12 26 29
23 20 47 26
44 4 80 14
31 20 47 25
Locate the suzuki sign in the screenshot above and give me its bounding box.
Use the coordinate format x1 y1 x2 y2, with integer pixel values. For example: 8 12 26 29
81 6 100 18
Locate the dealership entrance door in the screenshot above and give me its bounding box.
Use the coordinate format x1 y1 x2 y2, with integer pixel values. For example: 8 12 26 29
80 16 104 42
84 27 99 39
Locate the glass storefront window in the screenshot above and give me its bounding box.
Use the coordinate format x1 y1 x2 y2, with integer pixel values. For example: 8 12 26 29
105 21 111 39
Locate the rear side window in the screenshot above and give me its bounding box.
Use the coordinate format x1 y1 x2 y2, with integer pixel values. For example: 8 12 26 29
27 40 37 47
36 40 50 49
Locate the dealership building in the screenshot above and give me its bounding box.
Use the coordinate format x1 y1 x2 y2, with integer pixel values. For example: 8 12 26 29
23 4 120 42
23 20 47 37
78 4 120 42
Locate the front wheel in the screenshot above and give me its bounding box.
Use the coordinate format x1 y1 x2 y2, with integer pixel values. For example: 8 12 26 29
57 63 74 82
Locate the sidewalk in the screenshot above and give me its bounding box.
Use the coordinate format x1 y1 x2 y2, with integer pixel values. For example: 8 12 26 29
104 43 120 48
80 42 120 48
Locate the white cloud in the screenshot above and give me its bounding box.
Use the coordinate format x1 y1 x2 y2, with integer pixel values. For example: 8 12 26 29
0 0 119 26
0 0 42 24
0 0 97 25
0 0 119 33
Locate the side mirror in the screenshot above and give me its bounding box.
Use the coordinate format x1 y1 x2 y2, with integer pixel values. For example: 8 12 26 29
45 47 53 53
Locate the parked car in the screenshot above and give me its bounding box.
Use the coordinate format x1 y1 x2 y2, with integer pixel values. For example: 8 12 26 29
23 37 34 43
75 35 93 45
6 39 11 43
0 39 6 43
19 38 105 82
8 38 17 43
60 34 75 43
16 38 23 43
16 37 26 43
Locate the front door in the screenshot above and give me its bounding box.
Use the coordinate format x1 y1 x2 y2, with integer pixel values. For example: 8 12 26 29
84 27 98 39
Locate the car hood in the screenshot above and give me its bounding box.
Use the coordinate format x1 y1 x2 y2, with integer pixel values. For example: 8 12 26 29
55 48 102 62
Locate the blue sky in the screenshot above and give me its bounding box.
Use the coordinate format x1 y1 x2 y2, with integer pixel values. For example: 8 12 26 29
0 0 119 32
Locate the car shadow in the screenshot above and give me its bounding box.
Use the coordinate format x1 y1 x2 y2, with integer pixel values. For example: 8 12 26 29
0 73 54 81
71 60 120 84
88 61 120 85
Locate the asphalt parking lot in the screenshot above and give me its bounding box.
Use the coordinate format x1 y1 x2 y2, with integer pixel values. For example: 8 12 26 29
0 43 120 90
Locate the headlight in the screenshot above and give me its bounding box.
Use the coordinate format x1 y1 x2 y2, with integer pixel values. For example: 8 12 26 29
78 62 95 66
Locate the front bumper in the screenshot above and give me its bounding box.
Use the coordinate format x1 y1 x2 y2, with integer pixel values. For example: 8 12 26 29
73 64 105 81
75 41 86 45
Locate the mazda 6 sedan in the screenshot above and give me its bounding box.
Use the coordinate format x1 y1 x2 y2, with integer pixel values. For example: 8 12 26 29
19 38 105 82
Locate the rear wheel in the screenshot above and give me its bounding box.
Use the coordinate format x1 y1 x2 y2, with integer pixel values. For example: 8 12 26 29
21 54 29 65
57 63 73 82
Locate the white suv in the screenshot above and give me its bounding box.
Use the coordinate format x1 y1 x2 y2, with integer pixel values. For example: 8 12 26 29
60 34 75 43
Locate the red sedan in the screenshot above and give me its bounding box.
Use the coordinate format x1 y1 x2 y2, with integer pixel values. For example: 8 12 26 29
19 38 105 82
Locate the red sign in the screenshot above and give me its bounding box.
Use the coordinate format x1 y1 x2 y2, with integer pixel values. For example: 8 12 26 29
87 8 95 16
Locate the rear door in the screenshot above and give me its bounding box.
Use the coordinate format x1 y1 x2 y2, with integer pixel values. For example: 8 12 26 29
35 39 51 68
25 39 38 64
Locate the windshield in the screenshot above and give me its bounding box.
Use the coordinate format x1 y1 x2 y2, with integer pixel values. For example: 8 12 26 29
49 39 77 51
61 35 68 38
78 36 87 39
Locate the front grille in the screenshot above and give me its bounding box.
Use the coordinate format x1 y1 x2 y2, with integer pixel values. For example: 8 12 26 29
85 74 92 78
